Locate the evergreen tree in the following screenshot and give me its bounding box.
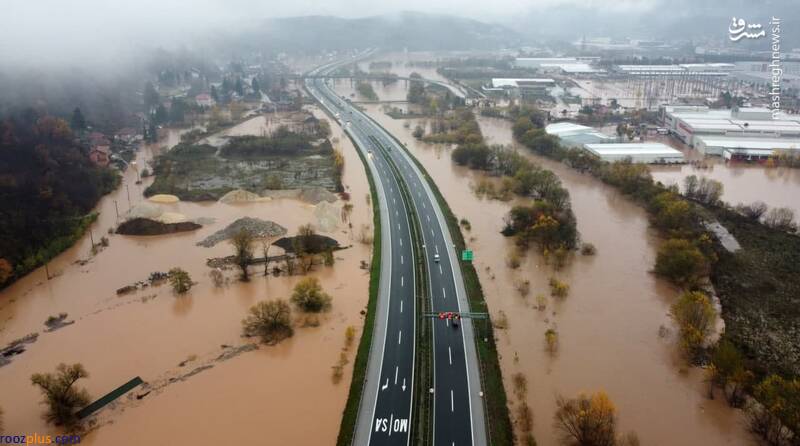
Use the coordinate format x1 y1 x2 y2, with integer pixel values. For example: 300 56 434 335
70 107 86 130
221 78 232 94
169 98 186 124
210 85 219 102
154 104 168 125
235 77 244 96
147 121 157 142
143 82 160 112
251 77 261 94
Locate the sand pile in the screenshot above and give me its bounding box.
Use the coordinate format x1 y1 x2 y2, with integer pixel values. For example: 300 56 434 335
149 194 180 204
157 212 188 224
127 202 163 220
219 189 270 204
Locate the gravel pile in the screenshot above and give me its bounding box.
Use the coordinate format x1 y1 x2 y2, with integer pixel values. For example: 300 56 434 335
314 201 340 233
197 217 287 248
261 187 337 204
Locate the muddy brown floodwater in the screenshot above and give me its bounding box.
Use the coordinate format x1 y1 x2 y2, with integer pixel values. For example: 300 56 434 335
0 112 372 444
650 160 800 218
336 71 753 444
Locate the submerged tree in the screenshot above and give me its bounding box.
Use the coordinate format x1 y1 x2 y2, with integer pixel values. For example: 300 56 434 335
230 229 255 281
30 363 91 429
242 300 294 344
671 291 716 359
554 391 617 446
291 277 332 312
168 267 192 294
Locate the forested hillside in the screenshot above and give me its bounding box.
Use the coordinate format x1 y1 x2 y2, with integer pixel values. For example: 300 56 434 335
0 111 119 287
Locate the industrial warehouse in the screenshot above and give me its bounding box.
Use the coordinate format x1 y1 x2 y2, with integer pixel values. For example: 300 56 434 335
663 105 800 157
544 123 685 163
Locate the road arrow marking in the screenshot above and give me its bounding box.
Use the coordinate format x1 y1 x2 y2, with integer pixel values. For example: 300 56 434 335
402 378 406 392
382 378 389 391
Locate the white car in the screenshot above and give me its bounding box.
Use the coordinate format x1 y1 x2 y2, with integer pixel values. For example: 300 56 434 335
434 254 440 263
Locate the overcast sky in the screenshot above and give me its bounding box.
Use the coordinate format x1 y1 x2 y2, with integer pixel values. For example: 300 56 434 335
1 0 786 67
1 0 662 64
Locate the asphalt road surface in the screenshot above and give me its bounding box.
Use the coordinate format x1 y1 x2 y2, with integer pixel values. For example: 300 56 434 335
306 55 486 446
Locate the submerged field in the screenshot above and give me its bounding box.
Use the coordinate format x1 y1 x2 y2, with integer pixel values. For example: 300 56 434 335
0 111 372 445
146 119 341 201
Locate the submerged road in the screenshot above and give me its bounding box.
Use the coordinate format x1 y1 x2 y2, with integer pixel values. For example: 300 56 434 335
306 55 487 446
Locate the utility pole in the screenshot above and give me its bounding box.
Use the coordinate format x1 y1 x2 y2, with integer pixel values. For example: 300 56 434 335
126 184 131 209
114 200 119 220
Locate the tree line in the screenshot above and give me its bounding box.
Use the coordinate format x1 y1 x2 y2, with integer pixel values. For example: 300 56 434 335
510 105 800 445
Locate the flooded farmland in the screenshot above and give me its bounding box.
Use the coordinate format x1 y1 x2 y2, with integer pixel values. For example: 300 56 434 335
333 69 753 444
0 112 372 445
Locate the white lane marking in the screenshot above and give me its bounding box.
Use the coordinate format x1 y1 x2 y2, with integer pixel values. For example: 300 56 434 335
398 330 402 345
443 287 446 299
401 276 404 287
401 255 404 264
435 245 439 254
439 264 443 275
395 210 399 216
426 214 430 222
449 346 452 365
393 197 396 204
400 300 403 313
431 229 435 237
394 366 399 384
422 202 426 209
397 223 400 230
399 237 403 246
451 390 454 412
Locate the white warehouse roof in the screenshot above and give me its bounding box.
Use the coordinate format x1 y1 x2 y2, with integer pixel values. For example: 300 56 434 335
544 122 594 136
696 136 800 150
491 78 555 88
584 143 685 163
540 63 604 73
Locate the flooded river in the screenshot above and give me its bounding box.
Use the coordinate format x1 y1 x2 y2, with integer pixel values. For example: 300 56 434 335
0 113 372 444
650 160 800 218
336 69 752 444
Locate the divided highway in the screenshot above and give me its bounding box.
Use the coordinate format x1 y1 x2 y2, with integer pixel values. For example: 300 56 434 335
306 56 487 446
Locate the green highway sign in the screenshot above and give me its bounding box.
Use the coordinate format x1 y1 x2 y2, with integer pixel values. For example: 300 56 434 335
461 249 474 262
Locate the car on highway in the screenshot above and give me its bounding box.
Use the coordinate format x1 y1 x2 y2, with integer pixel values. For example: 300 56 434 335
434 254 440 263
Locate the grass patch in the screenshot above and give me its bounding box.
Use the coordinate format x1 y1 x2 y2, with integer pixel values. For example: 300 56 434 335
334 129 382 446
709 205 800 379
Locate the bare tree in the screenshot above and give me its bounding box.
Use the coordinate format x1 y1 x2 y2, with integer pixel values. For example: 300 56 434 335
261 238 274 277
31 363 91 429
230 229 255 281
242 300 293 344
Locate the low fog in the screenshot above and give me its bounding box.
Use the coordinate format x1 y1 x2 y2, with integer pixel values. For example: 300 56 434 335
4 0 789 68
